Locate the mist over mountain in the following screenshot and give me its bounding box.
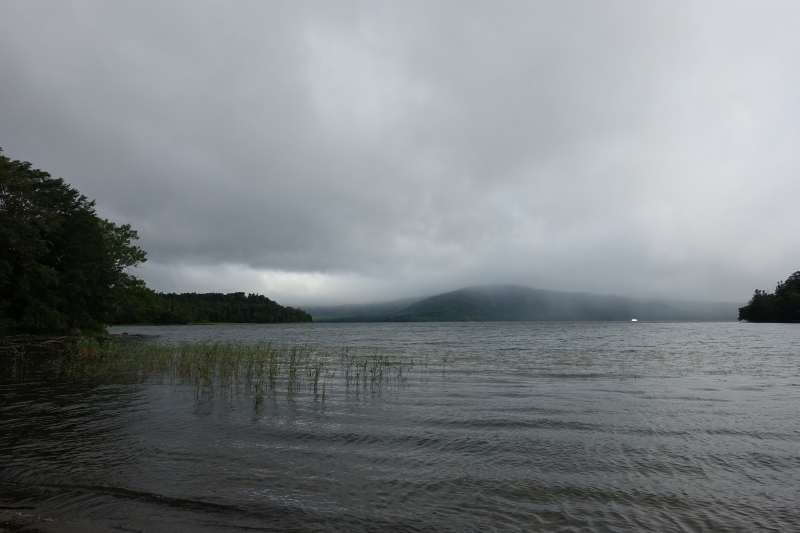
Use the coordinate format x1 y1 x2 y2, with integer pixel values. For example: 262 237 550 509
311 285 740 322
303 297 425 322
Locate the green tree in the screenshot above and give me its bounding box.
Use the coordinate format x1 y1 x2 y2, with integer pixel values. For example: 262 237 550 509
0 149 147 335
1 149 312 333
738 271 800 323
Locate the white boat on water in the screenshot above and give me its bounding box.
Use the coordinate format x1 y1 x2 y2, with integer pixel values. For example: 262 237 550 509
631 318 638 322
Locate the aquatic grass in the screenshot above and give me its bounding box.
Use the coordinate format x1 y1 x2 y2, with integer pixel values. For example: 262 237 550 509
2 337 75 381
34 338 419 405
5 344 28 381
5 334 796 405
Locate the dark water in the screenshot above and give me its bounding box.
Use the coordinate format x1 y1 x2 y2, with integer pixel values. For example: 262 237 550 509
2 322 799 532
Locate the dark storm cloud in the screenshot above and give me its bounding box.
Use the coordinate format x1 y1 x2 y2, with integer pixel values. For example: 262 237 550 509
2 1 799 305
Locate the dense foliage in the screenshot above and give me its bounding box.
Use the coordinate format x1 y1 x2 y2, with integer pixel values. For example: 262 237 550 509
738 272 800 323
110 292 312 325
0 150 312 336
0 149 146 335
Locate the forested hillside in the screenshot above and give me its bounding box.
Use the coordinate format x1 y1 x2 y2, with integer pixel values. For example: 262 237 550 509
0 149 146 335
0 150 311 335
738 272 800 322
110 292 312 325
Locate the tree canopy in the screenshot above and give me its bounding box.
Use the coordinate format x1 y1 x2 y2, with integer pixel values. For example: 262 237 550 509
0 149 146 335
738 271 800 323
0 149 313 335
109 292 312 325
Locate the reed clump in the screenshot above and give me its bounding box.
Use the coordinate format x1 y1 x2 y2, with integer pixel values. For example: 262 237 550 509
36 338 417 403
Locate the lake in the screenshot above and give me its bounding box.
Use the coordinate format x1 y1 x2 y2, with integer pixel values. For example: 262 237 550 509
2 322 799 531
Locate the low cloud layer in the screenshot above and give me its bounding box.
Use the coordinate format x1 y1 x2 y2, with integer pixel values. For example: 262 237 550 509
2 1 799 305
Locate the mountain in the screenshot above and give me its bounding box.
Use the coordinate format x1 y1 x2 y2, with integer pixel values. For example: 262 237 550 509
304 296 425 322
314 285 740 322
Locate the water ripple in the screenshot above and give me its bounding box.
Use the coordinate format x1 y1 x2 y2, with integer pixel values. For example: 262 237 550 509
2 322 799 531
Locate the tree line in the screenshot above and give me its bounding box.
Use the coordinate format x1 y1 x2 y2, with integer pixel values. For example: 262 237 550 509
0 149 310 336
738 271 800 323
111 291 311 325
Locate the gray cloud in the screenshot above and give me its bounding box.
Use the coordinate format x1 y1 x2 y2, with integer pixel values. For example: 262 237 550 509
2 1 799 305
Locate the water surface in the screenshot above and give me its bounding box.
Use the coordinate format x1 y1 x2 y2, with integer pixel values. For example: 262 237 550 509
2 322 798 531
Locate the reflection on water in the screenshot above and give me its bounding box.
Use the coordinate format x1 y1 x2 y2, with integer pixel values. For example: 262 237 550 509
2 323 799 532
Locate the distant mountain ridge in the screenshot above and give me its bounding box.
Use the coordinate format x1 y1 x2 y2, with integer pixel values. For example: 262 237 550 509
311 285 740 322
303 296 425 322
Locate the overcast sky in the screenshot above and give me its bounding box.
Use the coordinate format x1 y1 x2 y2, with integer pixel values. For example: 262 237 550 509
2 1 799 306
